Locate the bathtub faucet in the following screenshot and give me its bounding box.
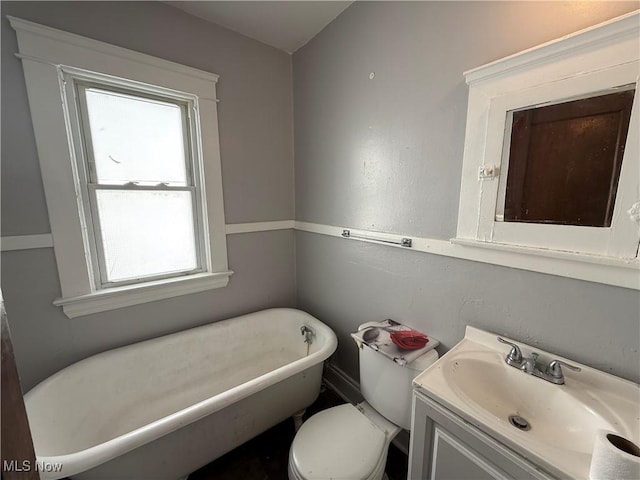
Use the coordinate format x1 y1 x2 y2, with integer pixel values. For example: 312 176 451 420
301 325 315 345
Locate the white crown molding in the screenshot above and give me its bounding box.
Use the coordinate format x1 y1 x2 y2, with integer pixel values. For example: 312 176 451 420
464 10 639 84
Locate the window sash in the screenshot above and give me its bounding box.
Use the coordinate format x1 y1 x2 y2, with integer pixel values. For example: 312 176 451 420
87 184 205 287
75 82 194 187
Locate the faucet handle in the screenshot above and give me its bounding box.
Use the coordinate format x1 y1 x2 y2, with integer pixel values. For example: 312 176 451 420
497 337 523 363
546 359 581 379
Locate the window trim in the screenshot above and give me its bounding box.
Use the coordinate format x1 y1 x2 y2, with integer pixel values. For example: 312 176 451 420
9 16 232 318
455 11 640 273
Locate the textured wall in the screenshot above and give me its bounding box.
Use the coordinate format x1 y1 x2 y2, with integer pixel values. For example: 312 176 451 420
294 1 638 239
1 1 295 389
293 2 640 382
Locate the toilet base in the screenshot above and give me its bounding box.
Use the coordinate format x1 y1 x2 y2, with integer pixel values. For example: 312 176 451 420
292 408 306 432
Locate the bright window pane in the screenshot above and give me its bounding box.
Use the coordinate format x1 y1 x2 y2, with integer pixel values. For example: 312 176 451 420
95 190 198 283
85 88 188 185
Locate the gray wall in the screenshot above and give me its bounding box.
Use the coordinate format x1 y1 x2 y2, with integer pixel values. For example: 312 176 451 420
1 1 295 390
293 2 640 382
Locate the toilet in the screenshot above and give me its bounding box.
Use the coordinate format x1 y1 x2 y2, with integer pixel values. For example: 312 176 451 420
288 329 439 480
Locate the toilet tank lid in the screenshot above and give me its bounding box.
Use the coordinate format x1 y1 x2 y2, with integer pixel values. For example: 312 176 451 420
407 348 439 372
352 320 440 366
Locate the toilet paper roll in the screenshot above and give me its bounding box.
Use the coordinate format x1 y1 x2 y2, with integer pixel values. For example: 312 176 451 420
589 430 640 480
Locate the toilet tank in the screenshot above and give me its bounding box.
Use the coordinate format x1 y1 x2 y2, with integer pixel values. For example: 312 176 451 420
359 346 438 430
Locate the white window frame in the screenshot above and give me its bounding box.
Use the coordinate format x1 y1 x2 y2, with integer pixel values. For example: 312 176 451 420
455 11 640 280
9 16 232 318
68 75 209 288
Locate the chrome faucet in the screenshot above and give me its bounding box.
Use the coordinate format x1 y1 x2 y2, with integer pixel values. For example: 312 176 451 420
301 325 315 345
497 337 581 385
519 352 538 374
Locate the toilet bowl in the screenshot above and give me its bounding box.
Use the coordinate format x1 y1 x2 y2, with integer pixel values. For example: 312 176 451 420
288 331 439 480
288 402 400 480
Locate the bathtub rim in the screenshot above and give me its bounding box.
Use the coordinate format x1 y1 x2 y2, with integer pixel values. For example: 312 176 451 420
25 308 337 479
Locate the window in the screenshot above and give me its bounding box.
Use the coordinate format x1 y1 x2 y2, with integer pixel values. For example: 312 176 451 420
455 11 639 287
73 83 204 287
10 16 231 317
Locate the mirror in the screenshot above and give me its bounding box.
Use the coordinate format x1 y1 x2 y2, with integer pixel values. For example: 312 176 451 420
497 87 635 228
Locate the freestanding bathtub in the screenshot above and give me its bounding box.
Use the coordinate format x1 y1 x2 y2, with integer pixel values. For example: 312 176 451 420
24 308 337 480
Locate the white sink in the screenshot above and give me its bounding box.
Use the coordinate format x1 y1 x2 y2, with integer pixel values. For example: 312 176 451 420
413 327 640 479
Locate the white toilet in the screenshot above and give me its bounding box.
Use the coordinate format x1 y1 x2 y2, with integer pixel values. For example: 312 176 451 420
288 335 439 480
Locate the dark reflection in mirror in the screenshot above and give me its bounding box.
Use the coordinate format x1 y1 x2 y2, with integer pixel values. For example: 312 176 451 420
504 88 635 227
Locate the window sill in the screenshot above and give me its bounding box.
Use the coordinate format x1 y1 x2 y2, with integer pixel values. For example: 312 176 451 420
53 271 234 318
450 238 639 289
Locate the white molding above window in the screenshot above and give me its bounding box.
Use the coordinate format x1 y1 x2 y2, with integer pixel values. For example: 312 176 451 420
9 16 230 318
456 11 640 265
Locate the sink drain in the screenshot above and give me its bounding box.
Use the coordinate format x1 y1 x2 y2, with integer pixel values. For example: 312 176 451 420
508 414 530 431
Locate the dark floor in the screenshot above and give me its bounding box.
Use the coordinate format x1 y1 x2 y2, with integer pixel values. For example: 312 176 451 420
189 385 408 480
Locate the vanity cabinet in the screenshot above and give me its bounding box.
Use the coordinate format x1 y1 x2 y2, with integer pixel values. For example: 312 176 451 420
408 391 555 480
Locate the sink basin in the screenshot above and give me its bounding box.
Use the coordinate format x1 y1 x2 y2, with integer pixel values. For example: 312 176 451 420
446 351 621 455
413 327 640 479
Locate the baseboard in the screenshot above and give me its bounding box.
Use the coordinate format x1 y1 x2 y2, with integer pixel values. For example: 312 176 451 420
322 362 410 456
323 362 363 404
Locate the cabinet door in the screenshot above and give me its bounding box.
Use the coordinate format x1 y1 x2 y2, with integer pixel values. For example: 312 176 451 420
410 392 556 480
431 426 509 480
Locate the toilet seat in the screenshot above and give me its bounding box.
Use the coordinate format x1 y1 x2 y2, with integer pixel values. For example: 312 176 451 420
288 403 392 480
289 448 387 480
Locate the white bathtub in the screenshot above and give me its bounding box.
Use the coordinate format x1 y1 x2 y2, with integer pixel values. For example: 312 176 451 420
24 308 337 480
